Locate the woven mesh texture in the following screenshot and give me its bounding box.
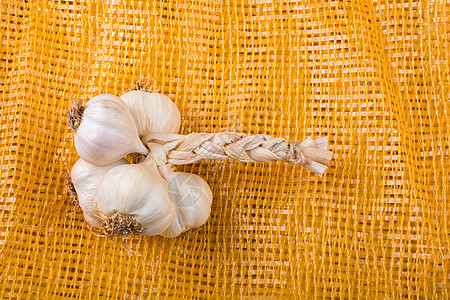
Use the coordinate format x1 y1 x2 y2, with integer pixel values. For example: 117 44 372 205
1 0 449 298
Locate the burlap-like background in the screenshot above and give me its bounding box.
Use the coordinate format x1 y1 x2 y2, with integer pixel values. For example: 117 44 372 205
1 1 448 298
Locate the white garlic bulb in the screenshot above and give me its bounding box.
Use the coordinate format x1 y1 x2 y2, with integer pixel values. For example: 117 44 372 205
161 172 213 238
97 159 176 236
74 94 149 166
71 158 129 228
120 91 181 137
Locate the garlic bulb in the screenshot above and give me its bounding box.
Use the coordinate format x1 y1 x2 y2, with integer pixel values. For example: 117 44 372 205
73 94 149 166
161 172 213 238
120 91 181 137
97 159 176 236
71 158 129 228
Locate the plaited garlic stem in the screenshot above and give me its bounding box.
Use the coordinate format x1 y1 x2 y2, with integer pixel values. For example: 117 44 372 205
138 133 333 176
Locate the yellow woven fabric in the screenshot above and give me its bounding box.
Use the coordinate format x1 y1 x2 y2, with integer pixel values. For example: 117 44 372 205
1 0 449 298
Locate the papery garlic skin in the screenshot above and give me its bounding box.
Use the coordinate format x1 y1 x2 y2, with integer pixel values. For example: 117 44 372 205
161 172 213 238
97 160 176 236
75 94 149 166
120 91 181 137
71 158 129 228
83 211 102 228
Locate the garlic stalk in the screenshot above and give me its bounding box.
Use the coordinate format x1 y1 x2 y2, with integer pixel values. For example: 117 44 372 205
143 133 333 176
68 94 149 166
97 159 176 236
120 91 181 137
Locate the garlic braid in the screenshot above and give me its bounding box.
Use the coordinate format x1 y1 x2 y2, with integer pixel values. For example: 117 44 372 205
135 132 333 176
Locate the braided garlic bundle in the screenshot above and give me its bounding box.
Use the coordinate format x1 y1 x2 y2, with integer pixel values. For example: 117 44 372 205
66 88 332 239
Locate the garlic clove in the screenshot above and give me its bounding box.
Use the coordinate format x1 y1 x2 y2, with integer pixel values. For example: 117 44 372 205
71 158 129 228
97 160 176 237
120 91 181 137
161 172 213 238
74 94 149 166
